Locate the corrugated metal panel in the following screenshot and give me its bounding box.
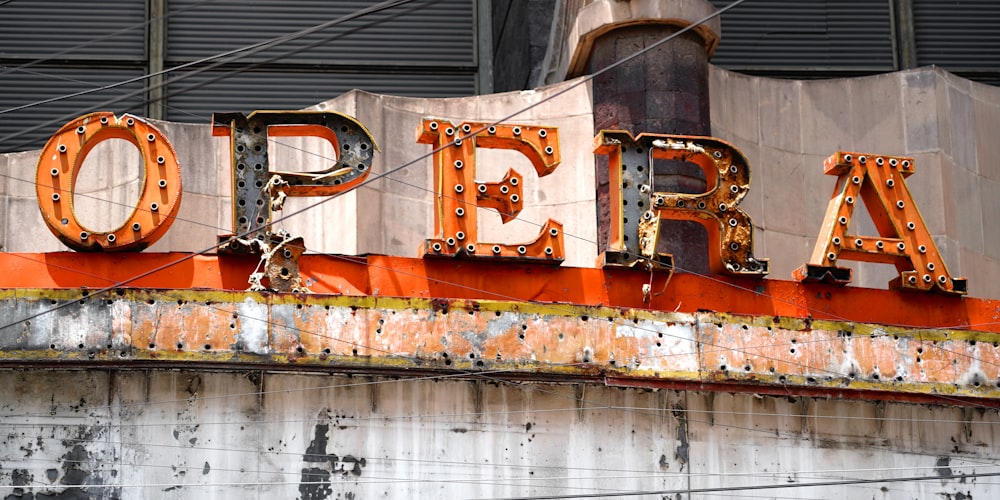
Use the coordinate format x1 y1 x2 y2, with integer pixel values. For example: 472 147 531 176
0 68 146 152
913 0 1000 70
0 0 145 60
166 0 475 67
164 70 475 122
708 0 894 71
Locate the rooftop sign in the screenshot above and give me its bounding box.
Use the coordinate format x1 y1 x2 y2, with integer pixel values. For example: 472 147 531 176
29 111 965 295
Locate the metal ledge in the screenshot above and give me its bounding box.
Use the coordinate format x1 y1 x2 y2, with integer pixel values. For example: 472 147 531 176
2 288 998 405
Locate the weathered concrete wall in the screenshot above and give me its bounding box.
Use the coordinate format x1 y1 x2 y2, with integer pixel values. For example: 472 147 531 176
710 66 1000 297
0 369 995 499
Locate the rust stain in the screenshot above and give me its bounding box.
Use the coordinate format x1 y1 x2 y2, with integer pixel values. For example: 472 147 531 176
0 289 998 405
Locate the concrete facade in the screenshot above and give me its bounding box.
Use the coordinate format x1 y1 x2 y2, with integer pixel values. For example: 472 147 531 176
710 66 1000 296
3 1 1000 496
1 370 996 499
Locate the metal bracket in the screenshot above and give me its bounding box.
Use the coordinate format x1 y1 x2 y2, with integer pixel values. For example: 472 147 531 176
247 233 309 293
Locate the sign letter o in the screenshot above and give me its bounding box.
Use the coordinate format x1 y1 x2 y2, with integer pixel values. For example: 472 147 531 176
35 112 182 251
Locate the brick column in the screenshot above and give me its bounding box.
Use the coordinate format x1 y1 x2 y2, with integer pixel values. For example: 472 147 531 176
561 0 721 274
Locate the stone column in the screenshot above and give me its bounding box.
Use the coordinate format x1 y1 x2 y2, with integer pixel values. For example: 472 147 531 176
559 0 721 274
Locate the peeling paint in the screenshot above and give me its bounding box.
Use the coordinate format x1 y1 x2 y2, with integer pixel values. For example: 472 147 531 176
0 290 998 404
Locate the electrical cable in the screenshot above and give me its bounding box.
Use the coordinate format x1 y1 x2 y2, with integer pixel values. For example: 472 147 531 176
0 0 995 417
1 0 1000 492
480 470 1000 500
0 0 418 147
0 0 746 343
0 0 220 77
6 433 999 489
4 398 1000 429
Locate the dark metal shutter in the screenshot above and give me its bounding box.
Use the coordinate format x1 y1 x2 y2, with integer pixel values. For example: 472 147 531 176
163 0 476 120
0 69 147 152
164 70 475 121
166 0 474 66
913 0 1000 82
0 0 145 60
708 0 894 73
0 1 147 151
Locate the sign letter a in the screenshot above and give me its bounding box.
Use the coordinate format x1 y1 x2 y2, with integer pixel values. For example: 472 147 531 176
795 152 967 295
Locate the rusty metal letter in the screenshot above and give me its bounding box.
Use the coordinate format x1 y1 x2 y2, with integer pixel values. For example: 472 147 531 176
35 112 182 252
594 131 767 276
417 119 564 262
794 152 967 294
212 111 379 252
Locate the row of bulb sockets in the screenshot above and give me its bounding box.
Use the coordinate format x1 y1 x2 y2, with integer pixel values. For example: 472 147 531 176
825 237 947 285
843 154 910 170
451 159 522 204
56 119 171 246
429 228 560 256
429 121 555 156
